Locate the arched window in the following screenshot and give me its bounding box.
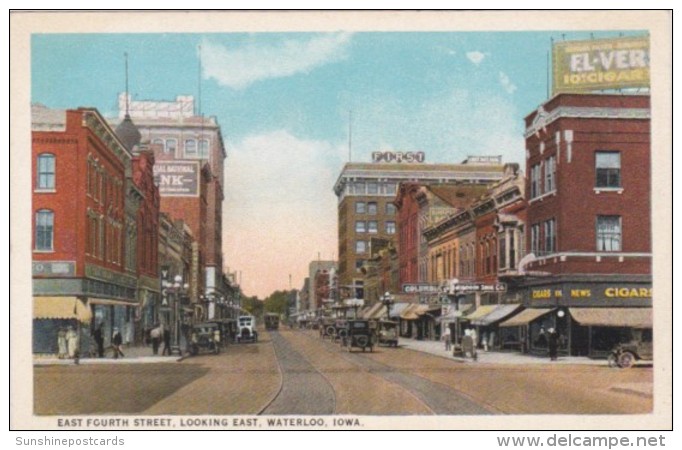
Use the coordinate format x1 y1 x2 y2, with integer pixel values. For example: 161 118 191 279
35 209 54 250
36 153 55 189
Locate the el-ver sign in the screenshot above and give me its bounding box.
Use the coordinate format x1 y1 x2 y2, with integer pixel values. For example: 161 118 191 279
552 36 649 94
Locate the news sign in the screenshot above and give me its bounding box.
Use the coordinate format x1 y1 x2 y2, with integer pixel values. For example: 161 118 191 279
153 161 200 197
552 36 649 94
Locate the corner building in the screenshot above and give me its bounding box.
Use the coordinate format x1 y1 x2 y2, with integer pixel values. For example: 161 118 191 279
521 93 652 357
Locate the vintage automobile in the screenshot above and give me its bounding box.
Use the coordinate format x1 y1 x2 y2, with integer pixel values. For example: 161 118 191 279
236 315 258 343
334 319 349 343
608 328 653 368
345 319 374 352
188 322 221 356
319 317 337 339
376 319 399 347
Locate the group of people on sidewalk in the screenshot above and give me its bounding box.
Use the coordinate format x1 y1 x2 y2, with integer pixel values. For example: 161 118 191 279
56 326 80 362
148 324 172 356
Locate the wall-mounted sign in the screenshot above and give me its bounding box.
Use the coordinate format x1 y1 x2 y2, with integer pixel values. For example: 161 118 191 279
33 261 76 277
403 283 440 294
372 151 425 164
153 161 200 197
552 36 650 94
453 283 507 293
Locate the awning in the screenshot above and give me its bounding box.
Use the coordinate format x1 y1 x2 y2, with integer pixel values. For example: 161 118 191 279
401 304 429 320
463 304 498 322
33 297 92 323
369 305 389 320
471 303 522 326
569 308 652 328
499 308 554 327
362 303 383 319
388 302 410 318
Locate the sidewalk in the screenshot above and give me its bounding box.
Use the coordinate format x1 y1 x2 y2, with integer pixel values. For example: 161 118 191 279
33 345 184 366
399 336 604 366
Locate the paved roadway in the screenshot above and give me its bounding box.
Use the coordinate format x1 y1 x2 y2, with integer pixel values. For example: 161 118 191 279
33 327 653 416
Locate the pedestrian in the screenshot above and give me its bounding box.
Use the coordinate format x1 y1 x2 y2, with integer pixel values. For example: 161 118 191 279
150 324 161 355
462 329 477 360
65 325 80 364
92 322 104 358
548 327 559 361
470 327 478 349
482 331 489 352
536 326 547 348
112 327 124 359
162 325 172 356
442 326 452 351
57 327 67 359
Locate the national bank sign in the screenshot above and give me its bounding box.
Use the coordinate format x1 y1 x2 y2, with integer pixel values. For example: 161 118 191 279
372 151 425 163
153 161 200 197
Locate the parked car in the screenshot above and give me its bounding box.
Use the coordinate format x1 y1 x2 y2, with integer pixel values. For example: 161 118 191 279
608 328 652 368
345 319 374 352
376 319 399 347
236 315 258 343
189 323 221 356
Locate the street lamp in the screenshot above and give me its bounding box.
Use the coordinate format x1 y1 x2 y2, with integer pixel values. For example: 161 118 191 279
162 274 189 355
380 291 394 320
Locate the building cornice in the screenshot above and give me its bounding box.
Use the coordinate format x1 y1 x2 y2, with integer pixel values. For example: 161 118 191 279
525 105 650 138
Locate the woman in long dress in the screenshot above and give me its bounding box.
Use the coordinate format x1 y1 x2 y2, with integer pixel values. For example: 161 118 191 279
57 327 67 359
66 326 80 363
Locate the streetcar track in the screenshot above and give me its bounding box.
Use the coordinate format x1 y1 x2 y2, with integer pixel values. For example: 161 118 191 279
259 330 336 415
257 330 285 415
300 329 498 415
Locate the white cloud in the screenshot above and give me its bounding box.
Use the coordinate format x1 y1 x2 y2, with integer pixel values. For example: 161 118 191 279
466 51 486 65
499 71 518 94
201 33 352 89
223 130 345 297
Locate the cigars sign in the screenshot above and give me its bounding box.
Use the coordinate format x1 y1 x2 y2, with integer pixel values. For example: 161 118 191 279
153 161 200 197
552 36 650 94
372 151 425 164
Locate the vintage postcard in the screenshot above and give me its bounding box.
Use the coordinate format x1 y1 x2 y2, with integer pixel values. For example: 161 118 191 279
10 10 672 433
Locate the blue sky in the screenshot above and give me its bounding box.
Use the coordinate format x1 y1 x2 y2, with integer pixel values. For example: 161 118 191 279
31 30 645 297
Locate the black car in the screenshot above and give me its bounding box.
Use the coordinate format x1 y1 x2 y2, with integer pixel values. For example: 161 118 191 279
345 320 373 352
189 323 221 356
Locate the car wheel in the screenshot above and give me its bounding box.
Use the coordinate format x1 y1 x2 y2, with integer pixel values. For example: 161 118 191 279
607 352 618 368
618 351 636 368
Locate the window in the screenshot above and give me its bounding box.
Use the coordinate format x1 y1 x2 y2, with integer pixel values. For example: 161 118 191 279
386 183 397 195
386 221 396 234
544 219 556 254
166 139 177 155
545 156 556 192
531 224 541 255
152 138 165 153
355 221 366 233
36 154 55 190
184 139 197 156
199 139 210 158
530 164 541 198
355 260 366 272
367 202 377 215
596 152 621 188
367 182 378 194
368 221 378 234
596 215 621 251
386 203 396 215
35 210 54 250
355 240 367 253
352 182 365 194
509 232 516 269
499 235 507 269
355 202 366 214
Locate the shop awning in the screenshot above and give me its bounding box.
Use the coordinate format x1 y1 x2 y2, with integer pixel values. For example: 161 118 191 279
370 305 389 320
33 296 92 323
362 303 383 319
401 304 429 320
569 308 652 328
499 308 554 327
463 304 499 322
388 302 410 319
471 303 522 326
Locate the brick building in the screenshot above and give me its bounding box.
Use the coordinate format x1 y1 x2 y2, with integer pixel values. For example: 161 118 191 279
32 106 139 353
517 93 652 357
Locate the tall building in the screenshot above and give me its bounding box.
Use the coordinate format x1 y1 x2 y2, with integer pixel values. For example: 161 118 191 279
333 155 507 297
520 93 651 357
111 94 229 310
308 260 337 310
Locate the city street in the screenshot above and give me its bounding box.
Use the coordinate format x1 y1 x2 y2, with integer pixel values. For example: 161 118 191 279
34 328 653 416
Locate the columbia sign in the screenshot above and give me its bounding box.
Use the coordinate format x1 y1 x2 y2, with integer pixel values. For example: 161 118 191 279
372 151 425 164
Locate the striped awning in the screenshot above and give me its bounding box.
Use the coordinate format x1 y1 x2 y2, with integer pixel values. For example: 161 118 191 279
362 303 383 319
33 296 92 323
401 304 429 320
499 308 554 327
569 308 652 328
470 303 522 326
463 305 499 321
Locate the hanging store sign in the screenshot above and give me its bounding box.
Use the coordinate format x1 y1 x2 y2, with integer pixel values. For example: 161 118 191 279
153 161 200 197
403 283 440 294
552 36 650 94
453 283 507 293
